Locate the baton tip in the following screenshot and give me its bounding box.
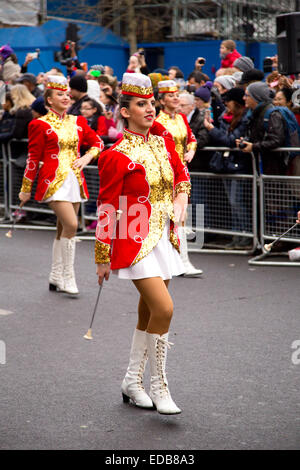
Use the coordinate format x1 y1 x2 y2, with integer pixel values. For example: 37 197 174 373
264 243 272 252
83 329 93 340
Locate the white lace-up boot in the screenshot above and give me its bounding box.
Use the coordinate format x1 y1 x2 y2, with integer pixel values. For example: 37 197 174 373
178 226 203 277
49 238 64 292
146 332 181 415
121 329 154 409
60 237 79 295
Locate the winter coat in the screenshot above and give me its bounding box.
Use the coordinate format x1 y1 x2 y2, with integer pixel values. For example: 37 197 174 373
187 108 212 172
246 102 286 175
208 109 253 174
221 49 241 69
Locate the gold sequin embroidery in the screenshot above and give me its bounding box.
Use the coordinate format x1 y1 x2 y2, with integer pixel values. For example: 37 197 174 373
95 240 110 264
156 111 188 164
20 176 33 193
115 130 176 265
175 181 191 197
39 112 86 200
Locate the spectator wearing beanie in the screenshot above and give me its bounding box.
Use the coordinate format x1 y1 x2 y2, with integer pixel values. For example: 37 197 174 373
238 68 265 89
194 81 212 111
0 45 21 83
233 56 254 73
31 96 48 118
68 74 89 115
214 75 236 96
237 81 287 175
219 40 241 69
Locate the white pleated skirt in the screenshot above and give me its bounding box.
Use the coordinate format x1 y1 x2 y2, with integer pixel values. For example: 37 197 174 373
114 222 184 280
44 170 86 203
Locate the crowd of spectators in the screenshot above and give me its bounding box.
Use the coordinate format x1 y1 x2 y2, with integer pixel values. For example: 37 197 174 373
1 39 300 245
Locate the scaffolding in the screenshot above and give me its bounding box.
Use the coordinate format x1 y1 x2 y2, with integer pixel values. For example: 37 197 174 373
171 0 297 42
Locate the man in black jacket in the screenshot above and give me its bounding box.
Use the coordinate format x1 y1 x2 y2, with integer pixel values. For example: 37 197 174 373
236 81 286 175
67 74 89 116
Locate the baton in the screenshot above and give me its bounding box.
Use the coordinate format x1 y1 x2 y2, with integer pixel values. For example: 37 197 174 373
83 209 123 340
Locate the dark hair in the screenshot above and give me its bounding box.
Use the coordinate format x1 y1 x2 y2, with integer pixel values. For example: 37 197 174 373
10 53 18 64
229 102 246 131
279 87 293 104
5 92 13 107
43 88 53 107
118 93 134 127
81 97 103 131
168 66 184 79
187 71 209 85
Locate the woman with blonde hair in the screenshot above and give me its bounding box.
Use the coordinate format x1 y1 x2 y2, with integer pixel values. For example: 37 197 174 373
10 84 35 111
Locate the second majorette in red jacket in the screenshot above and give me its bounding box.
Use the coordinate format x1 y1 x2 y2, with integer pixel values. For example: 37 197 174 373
20 110 103 200
95 128 191 269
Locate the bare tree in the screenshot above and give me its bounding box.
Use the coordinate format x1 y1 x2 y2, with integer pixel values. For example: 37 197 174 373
47 0 173 54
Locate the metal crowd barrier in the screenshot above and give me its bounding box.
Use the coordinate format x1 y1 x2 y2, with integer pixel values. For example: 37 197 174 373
5 138 56 231
248 148 300 266
1 138 300 267
0 143 8 221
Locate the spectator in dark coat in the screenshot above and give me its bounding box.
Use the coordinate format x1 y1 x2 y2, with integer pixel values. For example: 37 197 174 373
68 74 89 116
204 87 253 248
236 81 286 175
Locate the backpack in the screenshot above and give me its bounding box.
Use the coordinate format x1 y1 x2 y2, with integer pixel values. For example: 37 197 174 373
263 105 300 159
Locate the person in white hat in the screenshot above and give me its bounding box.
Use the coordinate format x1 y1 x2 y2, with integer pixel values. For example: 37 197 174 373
95 73 191 415
156 79 203 277
19 75 104 295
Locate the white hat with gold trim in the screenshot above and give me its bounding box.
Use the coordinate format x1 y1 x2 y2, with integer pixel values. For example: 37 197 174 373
121 72 153 98
46 75 68 91
157 79 178 93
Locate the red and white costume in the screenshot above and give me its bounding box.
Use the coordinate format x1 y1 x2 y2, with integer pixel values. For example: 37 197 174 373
20 110 103 201
94 74 191 278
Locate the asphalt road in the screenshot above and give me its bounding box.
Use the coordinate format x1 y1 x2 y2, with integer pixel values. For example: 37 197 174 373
0 227 299 450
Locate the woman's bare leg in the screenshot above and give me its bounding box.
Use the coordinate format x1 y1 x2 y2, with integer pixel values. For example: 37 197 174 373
133 278 173 335
49 201 80 239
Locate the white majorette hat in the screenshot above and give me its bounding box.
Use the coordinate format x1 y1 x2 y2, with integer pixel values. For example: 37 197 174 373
157 79 178 93
121 72 153 98
46 75 69 91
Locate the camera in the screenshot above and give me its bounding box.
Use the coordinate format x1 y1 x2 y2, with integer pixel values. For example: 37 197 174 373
29 49 40 60
239 141 247 149
263 57 273 74
54 41 74 65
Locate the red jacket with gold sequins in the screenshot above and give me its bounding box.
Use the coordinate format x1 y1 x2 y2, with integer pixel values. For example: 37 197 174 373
20 110 103 201
94 128 191 269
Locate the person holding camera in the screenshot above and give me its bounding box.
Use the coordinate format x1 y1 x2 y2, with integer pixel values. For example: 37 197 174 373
204 87 252 249
236 81 286 175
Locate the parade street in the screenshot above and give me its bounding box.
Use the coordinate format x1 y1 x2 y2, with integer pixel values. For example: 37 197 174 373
0 227 299 450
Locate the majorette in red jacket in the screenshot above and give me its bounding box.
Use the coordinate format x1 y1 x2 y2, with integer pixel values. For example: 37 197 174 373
20 109 103 201
94 128 191 269
155 110 197 163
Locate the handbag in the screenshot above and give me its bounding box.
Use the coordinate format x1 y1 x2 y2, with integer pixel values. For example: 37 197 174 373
209 151 241 174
